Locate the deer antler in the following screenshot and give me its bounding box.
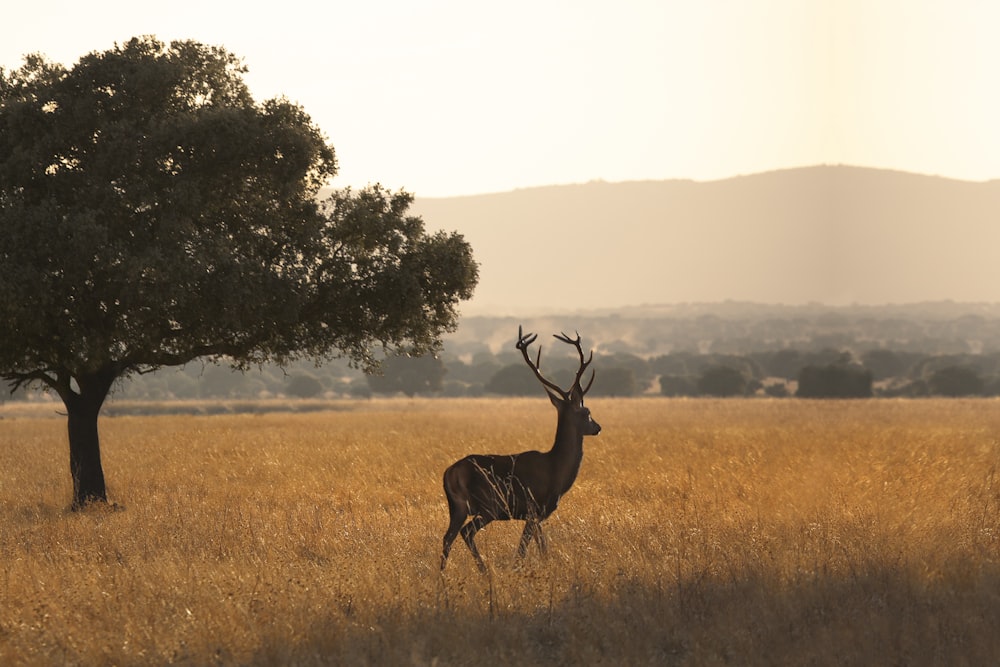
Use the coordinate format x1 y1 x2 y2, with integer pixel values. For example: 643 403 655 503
517 326 596 400
517 325 569 399
553 331 596 398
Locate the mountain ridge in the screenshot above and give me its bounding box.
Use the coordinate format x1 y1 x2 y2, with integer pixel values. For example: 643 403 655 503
413 164 1000 201
408 165 1000 315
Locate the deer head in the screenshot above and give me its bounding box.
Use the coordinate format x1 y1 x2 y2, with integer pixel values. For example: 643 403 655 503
517 326 601 436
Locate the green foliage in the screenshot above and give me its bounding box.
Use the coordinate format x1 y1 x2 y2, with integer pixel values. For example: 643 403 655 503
697 365 748 397
659 374 697 397
861 349 908 381
588 367 638 397
599 353 652 387
485 364 538 396
797 363 873 398
765 349 804 380
928 366 983 397
650 353 694 377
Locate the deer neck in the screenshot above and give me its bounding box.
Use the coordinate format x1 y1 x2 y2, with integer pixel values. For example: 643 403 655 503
547 412 585 487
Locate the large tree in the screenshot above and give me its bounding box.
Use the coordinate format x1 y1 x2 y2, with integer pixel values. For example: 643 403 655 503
0 37 478 507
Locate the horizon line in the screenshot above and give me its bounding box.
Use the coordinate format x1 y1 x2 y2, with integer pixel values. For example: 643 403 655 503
403 164 999 200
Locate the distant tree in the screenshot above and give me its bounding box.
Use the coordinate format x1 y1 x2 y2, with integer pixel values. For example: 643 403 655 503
286 373 324 399
659 374 697 397
861 349 907 381
765 349 803 380
0 38 477 507
650 353 694 378
367 354 446 397
589 367 637 397
697 365 747 397
600 353 652 386
927 366 983 397
803 349 851 369
981 376 1000 397
797 363 872 398
485 364 537 396
466 360 502 388
703 354 763 381
465 351 503 384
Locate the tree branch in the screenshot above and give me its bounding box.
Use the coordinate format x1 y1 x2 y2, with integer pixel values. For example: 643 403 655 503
4 368 58 394
121 340 249 374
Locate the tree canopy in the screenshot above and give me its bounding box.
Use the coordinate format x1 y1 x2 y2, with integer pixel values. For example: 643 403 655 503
0 37 478 506
796 363 873 399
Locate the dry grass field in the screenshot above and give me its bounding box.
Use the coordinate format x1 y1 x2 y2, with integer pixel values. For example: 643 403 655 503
2 397 999 665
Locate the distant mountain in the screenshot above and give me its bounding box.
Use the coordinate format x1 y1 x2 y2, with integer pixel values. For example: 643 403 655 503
408 166 1000 316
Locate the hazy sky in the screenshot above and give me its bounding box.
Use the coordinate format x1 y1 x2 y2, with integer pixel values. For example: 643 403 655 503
4 1 999 198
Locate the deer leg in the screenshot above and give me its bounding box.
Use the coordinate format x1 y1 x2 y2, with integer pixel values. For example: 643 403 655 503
518 520 538 558
460 516 490 572
517 520 549 558
441 512 468 570
534 522 548 555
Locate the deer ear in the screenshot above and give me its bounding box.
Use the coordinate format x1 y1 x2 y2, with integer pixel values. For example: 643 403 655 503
545 387 563 409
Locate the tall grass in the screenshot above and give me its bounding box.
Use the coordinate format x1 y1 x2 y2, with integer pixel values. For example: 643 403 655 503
1 398 999 664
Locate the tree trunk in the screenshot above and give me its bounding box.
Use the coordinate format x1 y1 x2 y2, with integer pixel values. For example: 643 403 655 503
61 371 116 509
66 395 107 507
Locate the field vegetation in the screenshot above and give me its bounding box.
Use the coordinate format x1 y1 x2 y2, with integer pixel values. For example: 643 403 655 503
2 398 999 664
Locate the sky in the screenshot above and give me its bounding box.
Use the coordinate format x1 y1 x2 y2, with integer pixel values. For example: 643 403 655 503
3 1 1000 198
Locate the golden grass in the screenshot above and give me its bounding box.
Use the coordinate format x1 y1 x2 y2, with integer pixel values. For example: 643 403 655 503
1 398 999 665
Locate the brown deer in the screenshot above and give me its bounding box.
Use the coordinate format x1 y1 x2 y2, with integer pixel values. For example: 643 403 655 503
441 326 601 571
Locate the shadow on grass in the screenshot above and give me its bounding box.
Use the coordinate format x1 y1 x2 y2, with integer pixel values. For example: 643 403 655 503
246 563 1000 666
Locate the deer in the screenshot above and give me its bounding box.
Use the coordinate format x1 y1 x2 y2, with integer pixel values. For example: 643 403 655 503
441 326 601 572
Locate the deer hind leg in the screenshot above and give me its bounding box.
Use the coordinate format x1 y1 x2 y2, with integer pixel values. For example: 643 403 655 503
518 519 547 558
441 510 468 570
534 522 548 554
460 516 490 572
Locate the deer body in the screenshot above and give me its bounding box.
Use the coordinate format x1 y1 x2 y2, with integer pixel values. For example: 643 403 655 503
441 328 600 571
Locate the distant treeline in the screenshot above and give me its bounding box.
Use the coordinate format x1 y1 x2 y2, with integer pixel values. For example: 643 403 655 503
8 303 1000 404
